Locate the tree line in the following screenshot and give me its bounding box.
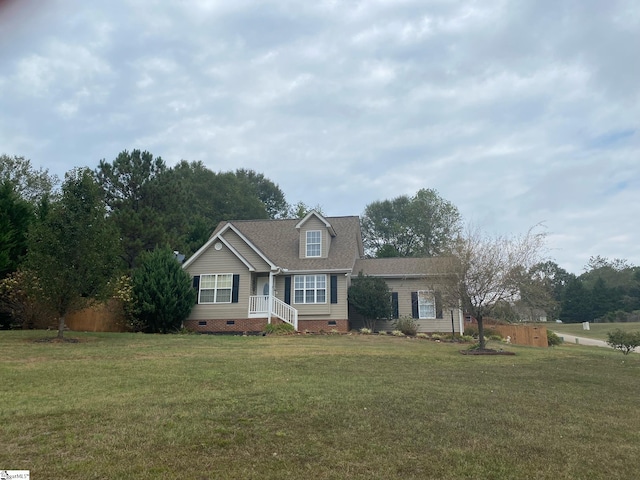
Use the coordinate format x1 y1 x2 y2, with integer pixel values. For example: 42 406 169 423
1 151 638 342
0 151 317 335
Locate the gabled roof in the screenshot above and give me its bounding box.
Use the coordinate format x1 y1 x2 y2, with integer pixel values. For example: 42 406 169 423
182 221 277 271
295 211 337 237
353 257 455 277
185 215 363 273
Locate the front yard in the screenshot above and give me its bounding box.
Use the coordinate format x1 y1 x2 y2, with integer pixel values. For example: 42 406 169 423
1 331 639 479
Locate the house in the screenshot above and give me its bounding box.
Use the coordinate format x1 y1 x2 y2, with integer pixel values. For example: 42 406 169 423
350 257 464 334
182 211 463 334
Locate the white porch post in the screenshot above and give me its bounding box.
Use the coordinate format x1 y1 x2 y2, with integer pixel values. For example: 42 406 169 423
268 271 274 324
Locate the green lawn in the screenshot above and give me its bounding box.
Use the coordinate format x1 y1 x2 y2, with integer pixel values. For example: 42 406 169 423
548 321 640 341
1 331 639 479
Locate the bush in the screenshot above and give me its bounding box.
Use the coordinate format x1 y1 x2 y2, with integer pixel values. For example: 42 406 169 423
607 329 640 355
395 316 418 336
359 327 372 335
264 323 295 335
416 333 429 339
547 330 563 346
391 330 405 337
463 325 502 339
131 247 196 333
0 270 56 329
464 325 478 337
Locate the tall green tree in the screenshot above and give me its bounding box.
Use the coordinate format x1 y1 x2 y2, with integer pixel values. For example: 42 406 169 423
529 261 574 303
131 246 196 333
287 201 325 219
520 261 574 320
158 161 270 254
0 154 58 204
25 168 122 339
348 273 392 331
95 149 168 268
559 278 592 323
235 168 289 219
0 181 34 278
361 188 462 258
561 256 640 321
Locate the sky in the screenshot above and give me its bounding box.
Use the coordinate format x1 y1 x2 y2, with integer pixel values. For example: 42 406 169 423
1 0 639 274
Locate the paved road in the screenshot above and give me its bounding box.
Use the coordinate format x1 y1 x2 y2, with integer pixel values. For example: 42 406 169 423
557 333 639 353
557 333 610 348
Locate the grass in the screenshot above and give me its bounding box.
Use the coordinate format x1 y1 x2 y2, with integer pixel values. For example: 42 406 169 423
548 321 640 341
1 331 640 479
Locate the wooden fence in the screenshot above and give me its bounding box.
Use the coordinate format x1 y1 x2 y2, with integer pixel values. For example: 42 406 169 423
492 324 548 348
65 300 129 332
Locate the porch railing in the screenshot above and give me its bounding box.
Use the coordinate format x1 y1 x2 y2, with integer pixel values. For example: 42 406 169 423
249 295 298 331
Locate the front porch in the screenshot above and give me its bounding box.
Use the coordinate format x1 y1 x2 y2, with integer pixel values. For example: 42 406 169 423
248 295 298 330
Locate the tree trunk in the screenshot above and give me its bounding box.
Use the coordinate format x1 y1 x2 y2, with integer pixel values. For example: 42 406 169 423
477 315 485 350
57 314 65 339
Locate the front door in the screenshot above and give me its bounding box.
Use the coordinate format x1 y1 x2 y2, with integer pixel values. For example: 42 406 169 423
256 276 270 296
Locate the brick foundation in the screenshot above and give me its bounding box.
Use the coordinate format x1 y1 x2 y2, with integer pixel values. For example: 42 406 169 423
184 318 268 333
298 319 349 333
184 318 350 334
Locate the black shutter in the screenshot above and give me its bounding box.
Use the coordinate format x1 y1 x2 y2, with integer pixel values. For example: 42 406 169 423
391 292 399 319
192 276 200 304
284 276 291 304
411 292 418 319
435 291 443 319
231 274 240 303
330 275 338 304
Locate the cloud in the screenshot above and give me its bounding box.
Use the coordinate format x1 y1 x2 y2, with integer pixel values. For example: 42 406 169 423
0 0 639 272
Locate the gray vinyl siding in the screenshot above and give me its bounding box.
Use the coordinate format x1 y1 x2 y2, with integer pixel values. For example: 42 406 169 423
222 229 272 272
274 274 348 320
185 244 251 320
376 277 463 333
375 316 462 334
298 216 330 259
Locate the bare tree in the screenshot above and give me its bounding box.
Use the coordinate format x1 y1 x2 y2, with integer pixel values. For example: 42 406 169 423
444 225 547 350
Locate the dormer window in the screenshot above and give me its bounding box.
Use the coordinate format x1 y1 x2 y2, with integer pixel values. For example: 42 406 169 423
306 230 321 257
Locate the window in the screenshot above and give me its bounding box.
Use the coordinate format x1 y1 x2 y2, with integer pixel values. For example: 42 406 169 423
391 292 399 319
418 291 436 319
306 230 321 257
294 274 326 304
199 274 233 303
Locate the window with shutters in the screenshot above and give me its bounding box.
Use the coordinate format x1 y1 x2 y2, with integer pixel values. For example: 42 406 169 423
294 274 326 304
199 274 233 303
417 291 436 319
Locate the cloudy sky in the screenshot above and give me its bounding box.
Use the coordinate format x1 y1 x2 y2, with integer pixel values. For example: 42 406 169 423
1 0 639 273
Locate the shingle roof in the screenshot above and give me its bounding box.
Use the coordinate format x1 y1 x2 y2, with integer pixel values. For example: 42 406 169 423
215 215 363 272
353 257 455 277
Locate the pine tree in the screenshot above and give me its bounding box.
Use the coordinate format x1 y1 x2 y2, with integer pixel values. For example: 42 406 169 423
131 247 196 333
